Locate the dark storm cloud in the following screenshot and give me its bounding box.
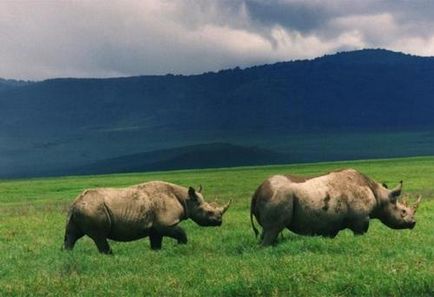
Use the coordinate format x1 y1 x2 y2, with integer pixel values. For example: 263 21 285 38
1 0 434 80
246 0 332 33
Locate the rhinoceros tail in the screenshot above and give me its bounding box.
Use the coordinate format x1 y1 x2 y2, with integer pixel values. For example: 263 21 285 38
250 194 259 238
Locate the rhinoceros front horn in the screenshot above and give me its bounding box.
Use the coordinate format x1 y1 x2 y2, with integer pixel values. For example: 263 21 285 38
221 200 231 214
413 195 422 212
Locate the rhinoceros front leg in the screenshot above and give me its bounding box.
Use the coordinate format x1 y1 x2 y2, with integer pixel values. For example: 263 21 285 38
149 226 187 250
349 217 370 235
149 229 163 250
159 226 187 244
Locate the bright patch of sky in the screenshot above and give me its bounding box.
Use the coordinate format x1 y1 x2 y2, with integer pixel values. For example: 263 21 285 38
1 0 434 80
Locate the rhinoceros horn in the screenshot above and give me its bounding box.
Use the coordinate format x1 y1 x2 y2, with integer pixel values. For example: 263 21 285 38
401 194 409 206
413 195 422 212
221 200 231 214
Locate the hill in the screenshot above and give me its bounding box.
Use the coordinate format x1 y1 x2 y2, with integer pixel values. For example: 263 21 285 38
72 143 287 175
1 49 434 177
0 78 33 91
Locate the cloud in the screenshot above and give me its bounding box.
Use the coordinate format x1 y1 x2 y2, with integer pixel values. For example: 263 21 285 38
1 0 434 80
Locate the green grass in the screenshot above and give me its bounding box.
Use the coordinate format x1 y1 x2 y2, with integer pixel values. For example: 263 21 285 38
1 156 433 296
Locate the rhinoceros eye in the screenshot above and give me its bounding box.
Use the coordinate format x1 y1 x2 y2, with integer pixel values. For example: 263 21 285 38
401 209 406 215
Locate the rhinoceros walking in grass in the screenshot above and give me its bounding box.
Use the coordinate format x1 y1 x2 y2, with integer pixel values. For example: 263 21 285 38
250 169 421 246
64 181 230 254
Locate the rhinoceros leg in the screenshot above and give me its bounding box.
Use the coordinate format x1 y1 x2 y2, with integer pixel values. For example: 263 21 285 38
348 217 370 235
158 226 187 244
149 226 187 250
261 227 283 247
149 229 163 250
64 219 84 251
91 236 112 254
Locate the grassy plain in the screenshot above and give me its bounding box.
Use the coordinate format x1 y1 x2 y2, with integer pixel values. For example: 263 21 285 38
0 157 433 296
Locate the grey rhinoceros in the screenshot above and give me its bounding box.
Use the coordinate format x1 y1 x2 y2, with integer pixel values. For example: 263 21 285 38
63 181 230 254
250 169 421 246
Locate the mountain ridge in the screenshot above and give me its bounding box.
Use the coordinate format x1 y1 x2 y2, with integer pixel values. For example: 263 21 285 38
1 48 434 178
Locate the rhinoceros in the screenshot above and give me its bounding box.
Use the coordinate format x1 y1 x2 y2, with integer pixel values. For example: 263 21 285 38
250 169 421 246
63 181 230 254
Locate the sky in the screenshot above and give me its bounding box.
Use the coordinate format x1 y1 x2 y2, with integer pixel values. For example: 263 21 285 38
1 0 434 80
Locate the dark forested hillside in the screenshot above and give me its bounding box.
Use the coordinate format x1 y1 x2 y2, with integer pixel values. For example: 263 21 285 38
1 49 434 177
0 79 33 91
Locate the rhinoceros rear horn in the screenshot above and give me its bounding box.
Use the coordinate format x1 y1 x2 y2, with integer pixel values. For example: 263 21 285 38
221 200 231 214
413 195 422 212
389 181 403 202
401 194 409 206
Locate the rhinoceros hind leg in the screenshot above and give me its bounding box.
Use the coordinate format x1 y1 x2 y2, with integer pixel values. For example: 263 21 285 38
92 237 112 254
64 220 84 251
150 229 163 250
261 227 282 247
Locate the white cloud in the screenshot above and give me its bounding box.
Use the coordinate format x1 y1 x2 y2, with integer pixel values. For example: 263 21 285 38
391 36 434 57
330 13 398 44
1 0 434 80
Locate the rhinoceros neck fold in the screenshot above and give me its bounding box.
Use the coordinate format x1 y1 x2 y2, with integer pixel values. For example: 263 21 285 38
169 185 189 220
175 193 189 220
368 200 381 219
368 184 388 220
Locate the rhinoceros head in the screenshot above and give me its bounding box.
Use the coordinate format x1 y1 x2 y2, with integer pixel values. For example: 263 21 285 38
376 181 422 230
186 186 231 226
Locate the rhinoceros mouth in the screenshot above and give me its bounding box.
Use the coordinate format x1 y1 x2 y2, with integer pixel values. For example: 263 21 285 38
409 221 416 229
203 220 222 227
212 221 222 227
392 221 416 230
193 217 222 227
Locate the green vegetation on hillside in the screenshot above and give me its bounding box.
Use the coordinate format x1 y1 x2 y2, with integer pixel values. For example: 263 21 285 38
3 49 434 178
1 157 433 296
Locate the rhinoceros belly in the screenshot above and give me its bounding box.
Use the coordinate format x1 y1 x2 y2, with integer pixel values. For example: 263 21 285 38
289 205 347 237
104 192 155 241
108 220 153 241
286 184 351 237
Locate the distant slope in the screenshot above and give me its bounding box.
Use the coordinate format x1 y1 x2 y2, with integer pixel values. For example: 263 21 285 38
74 143 287 175
0 78 33 91
1 49 434 178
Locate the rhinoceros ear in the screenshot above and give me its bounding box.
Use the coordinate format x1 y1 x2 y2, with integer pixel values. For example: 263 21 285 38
389 181 403 203
188 187 197 200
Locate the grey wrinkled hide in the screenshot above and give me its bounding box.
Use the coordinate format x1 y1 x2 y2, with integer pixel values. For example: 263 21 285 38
64 181 230 254
250 169 421 246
